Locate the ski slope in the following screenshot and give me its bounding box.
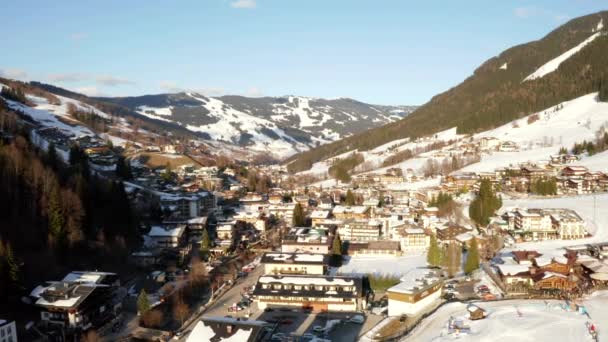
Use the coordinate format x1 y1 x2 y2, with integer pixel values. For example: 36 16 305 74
462 92 608 173
403 299 605 342
524 31 603 81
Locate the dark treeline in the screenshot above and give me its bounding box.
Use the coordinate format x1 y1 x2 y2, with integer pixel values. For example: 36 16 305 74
530 177 558 195
0 111 138 309
328 152 364 182
66 102 112 133
469 179 502 226
286 12 608 173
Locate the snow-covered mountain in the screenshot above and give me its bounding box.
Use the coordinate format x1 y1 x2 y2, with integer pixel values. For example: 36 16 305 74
97 93 416 158
287 10 608 173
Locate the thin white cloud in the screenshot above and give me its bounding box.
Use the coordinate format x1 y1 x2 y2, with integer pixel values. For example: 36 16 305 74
48 72 88 83
159 81 225 96
74 86 106 97
514 7 535 19
231 0 256 9
514 6 569 22
0 68 29 81
245 87 263 97
96 75 135 86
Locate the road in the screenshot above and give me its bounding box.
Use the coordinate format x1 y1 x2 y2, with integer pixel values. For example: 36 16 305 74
177 265 264 341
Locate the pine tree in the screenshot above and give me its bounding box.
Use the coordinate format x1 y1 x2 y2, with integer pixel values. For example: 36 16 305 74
200 228 211 254
292 203 305 227
137 289 151 314
4 243 20 292
47 142 59 170
445 242 461 278
427 233 442 267
332 234 342 256
116 156 133 180
464 238 480 274
469 179 501 226
345 189 355 205
48 187 65 247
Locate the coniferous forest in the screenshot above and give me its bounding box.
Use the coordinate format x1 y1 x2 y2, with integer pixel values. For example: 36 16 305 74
287 12 608 173
0 107 139 310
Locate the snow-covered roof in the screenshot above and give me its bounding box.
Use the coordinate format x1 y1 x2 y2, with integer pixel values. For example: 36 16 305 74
496 264 530 276
333 205 369 214
258 275 356 286
388 268 441 295
148 225 185 237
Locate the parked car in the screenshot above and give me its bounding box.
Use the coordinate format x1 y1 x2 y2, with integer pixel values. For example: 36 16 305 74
271 333 286 341
349 315 365 324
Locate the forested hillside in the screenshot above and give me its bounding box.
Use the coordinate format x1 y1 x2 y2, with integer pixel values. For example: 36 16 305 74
286 11 608 173
0 106 138 310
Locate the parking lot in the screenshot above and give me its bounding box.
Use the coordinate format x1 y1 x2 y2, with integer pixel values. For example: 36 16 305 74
253 309 383 342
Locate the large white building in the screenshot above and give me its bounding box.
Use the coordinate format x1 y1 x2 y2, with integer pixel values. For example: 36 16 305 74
253 275 370 312
260 252 329 275
337 219 383 242
387 268 442 316
506 208 586 240
0 320 17 342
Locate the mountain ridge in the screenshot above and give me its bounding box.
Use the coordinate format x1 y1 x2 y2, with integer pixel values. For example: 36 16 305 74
286 10 608 173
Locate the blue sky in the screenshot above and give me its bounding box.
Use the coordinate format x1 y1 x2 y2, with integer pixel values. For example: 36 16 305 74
0 1 605 105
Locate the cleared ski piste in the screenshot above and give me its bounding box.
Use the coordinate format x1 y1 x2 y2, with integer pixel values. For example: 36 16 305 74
402 293 608 341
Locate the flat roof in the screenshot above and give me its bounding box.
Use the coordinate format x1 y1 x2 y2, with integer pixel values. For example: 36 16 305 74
261 253 328 265
387 268 441 295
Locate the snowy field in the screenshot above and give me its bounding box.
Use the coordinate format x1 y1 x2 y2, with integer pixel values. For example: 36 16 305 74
501 192 608 258
463 92 608 173
403 296 608 342
337 252 427 276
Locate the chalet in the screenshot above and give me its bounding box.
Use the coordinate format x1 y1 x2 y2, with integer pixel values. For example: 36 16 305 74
253 275 370 312
436 224 470 244
467 304 487 320
186 216 208 237
445 173 478 189
239 193 268 213
187 316 269 342
32 271 123 331
261 253 329 275
532 271 577 291
520 166 550 179
309 210 331 227
268 203 295 222
159 191 215 218
495 264 533 288
387 268 442 316
398 227 429 251
511 250 542 265
479 137 500 150
561 166 588 178
281 227 333 254
498 141 518 152
147 225 187 248
317 196 334 210
267 193 284 205
216 221 236 241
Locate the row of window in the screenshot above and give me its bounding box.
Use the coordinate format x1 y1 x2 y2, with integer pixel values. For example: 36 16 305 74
261 283 355 292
